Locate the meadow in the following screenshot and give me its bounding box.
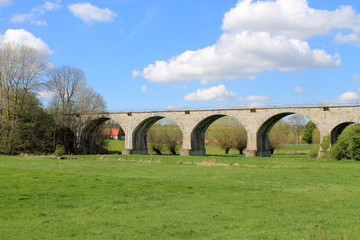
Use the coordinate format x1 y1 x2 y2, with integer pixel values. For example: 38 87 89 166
1 145 360 239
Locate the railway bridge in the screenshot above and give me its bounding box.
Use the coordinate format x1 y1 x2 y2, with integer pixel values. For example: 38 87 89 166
65 105 360 157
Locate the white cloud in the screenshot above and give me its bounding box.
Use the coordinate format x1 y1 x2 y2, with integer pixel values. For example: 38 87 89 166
0 0 12 7
353 74 360 83
335 33 360 47
132 70 141 78
184 84 236 101
141 0 350 84
293 86 304 93
335 91 359 103
140 85 148 92
37 89 56 99
10 1 61 25
143 32 340 83
222 0 360 40
68 3 117 23
0 29 53 55
248 102 266 108
166 105 182 110
243 95 269 101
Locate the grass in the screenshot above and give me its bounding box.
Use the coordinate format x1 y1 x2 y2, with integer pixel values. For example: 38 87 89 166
1 153 360 239
104 139 316 155
278 144 315 151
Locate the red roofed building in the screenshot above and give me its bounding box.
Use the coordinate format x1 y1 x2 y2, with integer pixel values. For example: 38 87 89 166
102 128 125 140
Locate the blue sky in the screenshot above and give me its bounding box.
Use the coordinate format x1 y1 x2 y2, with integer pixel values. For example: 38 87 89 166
1 0 360 111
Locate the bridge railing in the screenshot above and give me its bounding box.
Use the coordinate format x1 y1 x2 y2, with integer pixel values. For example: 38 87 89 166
105 101 360 113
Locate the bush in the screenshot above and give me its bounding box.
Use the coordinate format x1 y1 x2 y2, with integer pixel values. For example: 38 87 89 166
309 145 319 158
54 145 66 157
330 124 360 161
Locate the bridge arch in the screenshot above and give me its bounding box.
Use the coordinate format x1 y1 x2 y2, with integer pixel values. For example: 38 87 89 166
330 122 354 145
256 112 319 157
130 116 183 155
81 117 125 154
188 114 247 155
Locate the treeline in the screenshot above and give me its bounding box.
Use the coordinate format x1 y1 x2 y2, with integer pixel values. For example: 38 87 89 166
0 43 106 155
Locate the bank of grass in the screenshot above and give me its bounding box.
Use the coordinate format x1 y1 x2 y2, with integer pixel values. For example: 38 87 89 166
1 153 360 239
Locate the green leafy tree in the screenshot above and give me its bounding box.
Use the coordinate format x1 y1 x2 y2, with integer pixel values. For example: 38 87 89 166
303 121 317 144
0 43 48 154
330 124 360 161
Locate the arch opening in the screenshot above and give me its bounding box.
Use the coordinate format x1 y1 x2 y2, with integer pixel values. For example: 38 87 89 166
81 117 125 154
192 115 247 156
133 117 183 155
257 113 320 157
331 122 354 145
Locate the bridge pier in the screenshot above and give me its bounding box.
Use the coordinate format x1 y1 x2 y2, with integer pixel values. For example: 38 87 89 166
122 149 148 155
180 149 206 156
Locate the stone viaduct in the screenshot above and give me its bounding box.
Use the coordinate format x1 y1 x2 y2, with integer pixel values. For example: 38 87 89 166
68 105 360 157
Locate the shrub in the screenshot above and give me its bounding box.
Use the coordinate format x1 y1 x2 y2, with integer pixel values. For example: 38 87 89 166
330 124 360 161
54 145 66 157
309 145 319 158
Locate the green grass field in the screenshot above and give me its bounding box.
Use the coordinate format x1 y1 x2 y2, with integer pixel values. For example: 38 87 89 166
1 153 360 239
104 139 316 156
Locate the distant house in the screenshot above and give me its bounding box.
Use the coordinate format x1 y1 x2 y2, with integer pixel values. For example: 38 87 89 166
102 128 125 140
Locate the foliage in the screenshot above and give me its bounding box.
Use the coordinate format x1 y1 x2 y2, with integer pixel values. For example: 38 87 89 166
147 125 166 154
269 120 290 153
330 124 360 161
303 121 317 144
312 128 320 144
214 126 234 154
54 145 66 157
309 145 319 158
0 92 55 154
231 125 247 154
0 43 49 154
46 65 107 154
147 123 182 155
320 135 331 152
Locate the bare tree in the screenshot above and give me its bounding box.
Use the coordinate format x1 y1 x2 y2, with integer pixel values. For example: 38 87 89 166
286 114 306 144
214 126 233 154
164 124 182 155
231 125 247 154
46 65 106 153
147 125 164 155
0 43 48 154
46 65 86 114
269 120 290 153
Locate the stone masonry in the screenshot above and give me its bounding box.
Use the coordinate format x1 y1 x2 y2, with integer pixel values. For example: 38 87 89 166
71 105 360 156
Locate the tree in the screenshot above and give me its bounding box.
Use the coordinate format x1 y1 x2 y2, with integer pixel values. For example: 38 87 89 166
330 124 360 161
269 120 290 153
0 43 49 154
286 114 306 144
164 124 182 155
214 126 233 154
46 65 107 153
231 125 247 154
147 124 165 155
303 121 317 144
